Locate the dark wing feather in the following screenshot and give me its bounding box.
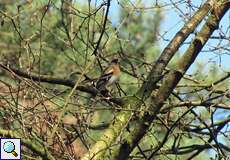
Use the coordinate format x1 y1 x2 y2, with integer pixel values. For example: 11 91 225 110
96 72 113 89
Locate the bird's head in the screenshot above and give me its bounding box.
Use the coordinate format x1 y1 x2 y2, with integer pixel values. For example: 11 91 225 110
110 58 119 64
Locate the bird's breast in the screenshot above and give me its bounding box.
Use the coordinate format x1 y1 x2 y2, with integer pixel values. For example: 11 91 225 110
107 75 119 86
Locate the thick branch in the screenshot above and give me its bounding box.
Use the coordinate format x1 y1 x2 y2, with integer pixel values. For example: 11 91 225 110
116 1 230 159
137 0 213 98
0 63 98 94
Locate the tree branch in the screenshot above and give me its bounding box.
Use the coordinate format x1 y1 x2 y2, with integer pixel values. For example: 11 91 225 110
0 63 98 94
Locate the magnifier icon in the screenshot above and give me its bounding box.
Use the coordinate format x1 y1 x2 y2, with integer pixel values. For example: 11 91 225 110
3 141 18 157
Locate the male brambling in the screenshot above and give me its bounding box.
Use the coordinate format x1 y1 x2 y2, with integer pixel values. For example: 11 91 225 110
95 59 121 91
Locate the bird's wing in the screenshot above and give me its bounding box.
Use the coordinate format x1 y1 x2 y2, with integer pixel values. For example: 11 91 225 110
96 72 113 89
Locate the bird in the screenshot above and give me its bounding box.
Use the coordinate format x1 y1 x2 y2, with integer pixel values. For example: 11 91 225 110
95 58 121 91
